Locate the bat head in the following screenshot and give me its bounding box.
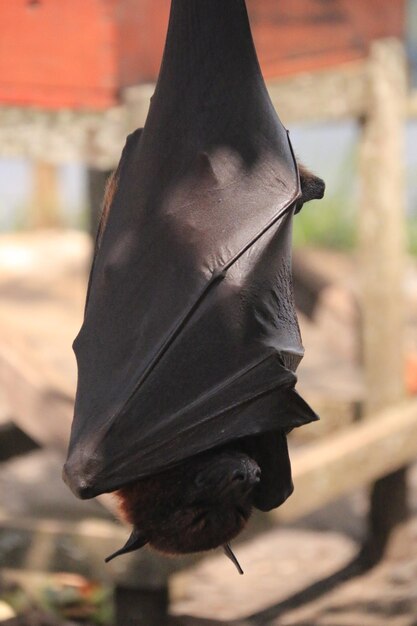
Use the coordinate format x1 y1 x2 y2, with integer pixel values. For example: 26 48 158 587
108 448 260 562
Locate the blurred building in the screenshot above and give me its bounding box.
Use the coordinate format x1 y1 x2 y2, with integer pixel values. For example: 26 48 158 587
0 0 406 110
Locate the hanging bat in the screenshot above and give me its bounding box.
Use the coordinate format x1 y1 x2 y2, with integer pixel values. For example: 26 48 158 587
63 0 325 573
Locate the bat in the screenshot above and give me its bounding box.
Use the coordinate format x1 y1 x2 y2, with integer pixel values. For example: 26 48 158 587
63 0 325 572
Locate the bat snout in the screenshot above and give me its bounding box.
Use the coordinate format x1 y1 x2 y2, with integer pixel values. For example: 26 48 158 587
231 463 261 486
299 167 326 202
193 451 261 500
311 176 325 200
228 458 261 497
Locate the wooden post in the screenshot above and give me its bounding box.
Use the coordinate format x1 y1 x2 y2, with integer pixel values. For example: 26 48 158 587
358 38 408 562
114 586 169 626
31 160 61 228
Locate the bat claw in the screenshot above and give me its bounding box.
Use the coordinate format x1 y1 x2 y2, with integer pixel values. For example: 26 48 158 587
105 528 148 563
223 543 244 575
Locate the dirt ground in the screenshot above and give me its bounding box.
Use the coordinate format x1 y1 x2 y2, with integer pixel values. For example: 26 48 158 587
168 466 417 625
167 521 417 626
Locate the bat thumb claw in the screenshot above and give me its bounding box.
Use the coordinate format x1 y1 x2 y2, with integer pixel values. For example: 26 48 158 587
105 528 148 563
223 543 244 575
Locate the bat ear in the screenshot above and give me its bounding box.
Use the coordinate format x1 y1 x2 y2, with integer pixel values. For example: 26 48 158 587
223 543 244 575
105 528 149 563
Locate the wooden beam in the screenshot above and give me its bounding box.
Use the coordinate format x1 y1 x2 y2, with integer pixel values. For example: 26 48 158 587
0 421 39 462
267 61 367 124
0 313 74 452
274 399 417 523
0 514 178 589
0 313 121 517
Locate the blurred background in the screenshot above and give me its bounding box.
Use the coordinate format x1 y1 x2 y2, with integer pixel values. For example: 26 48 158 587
1 1 417 625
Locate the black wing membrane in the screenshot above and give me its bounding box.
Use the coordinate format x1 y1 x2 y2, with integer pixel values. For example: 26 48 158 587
64 0 317 498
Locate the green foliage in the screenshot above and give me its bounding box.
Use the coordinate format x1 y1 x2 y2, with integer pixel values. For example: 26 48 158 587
293 196 417 255
293 131 358 251
2 587 30 615
293 193 356 250
1 575 114 625
39 579 113 625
